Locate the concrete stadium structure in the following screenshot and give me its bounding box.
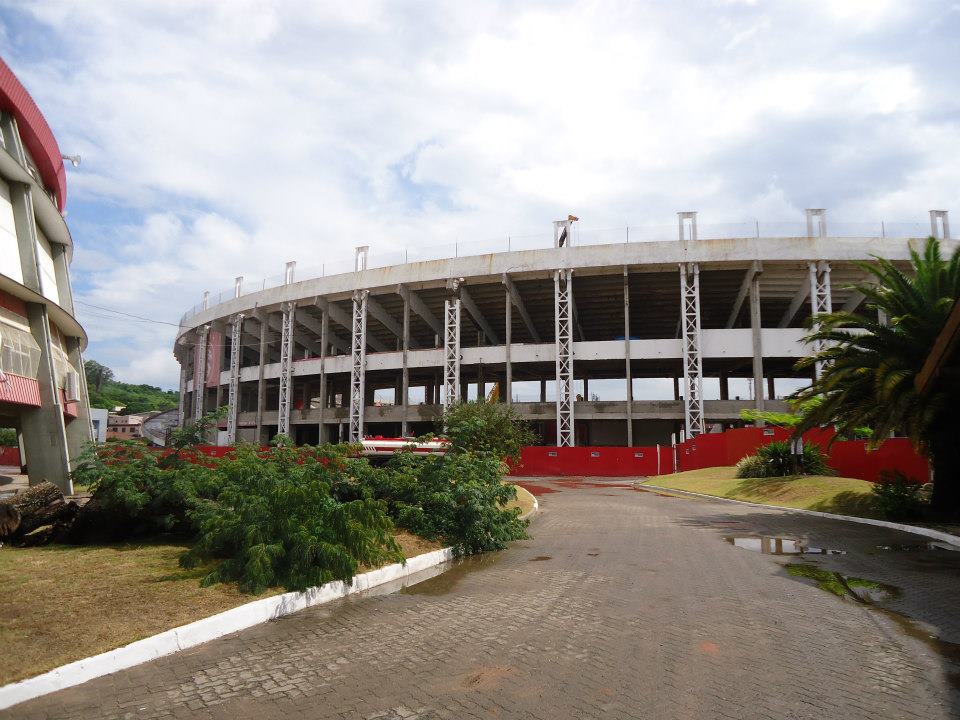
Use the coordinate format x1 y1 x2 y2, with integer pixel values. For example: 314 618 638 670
0 58 92 493
175 211 955 448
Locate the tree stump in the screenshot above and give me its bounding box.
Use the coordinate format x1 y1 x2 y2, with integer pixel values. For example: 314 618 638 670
0 482 76 541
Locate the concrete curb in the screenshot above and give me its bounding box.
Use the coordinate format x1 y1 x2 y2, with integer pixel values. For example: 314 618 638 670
637 482 960 547
0 546 454 711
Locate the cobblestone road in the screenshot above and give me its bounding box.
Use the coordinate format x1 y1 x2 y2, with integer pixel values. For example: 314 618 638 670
8 478 960 719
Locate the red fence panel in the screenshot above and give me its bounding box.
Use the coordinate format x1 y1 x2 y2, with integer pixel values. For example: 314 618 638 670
510 446 671 477
0 446 20 466
510 429 927 482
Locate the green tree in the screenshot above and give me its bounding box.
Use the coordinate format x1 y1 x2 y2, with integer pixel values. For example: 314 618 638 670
84 359 114 391
792 237 960 515
438 400 537 462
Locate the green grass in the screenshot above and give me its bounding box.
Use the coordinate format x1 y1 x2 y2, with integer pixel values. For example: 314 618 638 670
786 563 896 602
641 466 880 518
0 531 440 685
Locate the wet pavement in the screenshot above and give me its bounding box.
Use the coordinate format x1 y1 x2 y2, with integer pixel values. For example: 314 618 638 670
6 476 960 719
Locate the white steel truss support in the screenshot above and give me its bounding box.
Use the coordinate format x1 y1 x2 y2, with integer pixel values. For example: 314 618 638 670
277 303 296 437
554 269 575 447
349 290 368 442
443 281 461 411
679 263 705 438
225 313 244 444
808 261 832 380
193 325 209 421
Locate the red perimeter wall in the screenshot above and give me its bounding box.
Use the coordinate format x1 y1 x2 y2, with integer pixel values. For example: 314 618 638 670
509 428 928 483
0 446 20 466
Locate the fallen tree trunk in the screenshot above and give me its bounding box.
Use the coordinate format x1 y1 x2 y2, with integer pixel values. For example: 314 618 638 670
0 482 78 542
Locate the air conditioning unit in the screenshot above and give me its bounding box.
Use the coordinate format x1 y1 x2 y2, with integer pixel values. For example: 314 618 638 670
64 371 80 402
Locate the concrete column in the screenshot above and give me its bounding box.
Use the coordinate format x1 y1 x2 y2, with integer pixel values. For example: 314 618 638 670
318 308 328 442
504 291 512 405
623 268 633 446
673 376 680 400
583 377 589 401
540 379 547 403
750 271 765 416
767 376 776 401
177 359 187 428
255 313 268 444
478 363 485 401
63 335 94 455
719 373 729 401
401 295 410 434
20 303 72 493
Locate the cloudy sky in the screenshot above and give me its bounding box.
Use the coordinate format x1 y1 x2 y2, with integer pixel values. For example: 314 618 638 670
0 0 958 389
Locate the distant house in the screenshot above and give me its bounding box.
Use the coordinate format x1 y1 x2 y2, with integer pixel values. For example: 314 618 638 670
106 413 153 440
89 408 108 443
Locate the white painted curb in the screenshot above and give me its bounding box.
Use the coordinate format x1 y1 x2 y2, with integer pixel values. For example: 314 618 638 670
0 546 454 711
637 482 960 547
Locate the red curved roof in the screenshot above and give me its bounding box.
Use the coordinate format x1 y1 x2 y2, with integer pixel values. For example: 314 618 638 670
0 57 66 211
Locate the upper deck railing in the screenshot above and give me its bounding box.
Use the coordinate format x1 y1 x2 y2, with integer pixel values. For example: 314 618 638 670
179 219 939 327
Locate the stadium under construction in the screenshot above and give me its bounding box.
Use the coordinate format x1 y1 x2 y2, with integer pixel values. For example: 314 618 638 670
174 210 956 448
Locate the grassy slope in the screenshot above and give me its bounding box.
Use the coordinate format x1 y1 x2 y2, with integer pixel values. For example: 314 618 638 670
504 484 537 518
642 466 879 518
0 531 440 685
87 380 179 414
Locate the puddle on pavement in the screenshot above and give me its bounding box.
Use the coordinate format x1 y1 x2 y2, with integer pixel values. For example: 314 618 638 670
528 555 551 562
786 563 960 690
876 607 960 691
725 535 846 556
877 541 960 552
400 553 502 596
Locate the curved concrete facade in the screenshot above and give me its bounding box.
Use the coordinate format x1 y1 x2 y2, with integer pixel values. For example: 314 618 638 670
0 58 91 493
176 214 956 448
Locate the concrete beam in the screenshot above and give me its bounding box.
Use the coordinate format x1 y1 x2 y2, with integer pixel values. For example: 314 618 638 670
778 283 810 328
267 313 323 357
397 284 444 338
295 306 348 353
367 295 412 346
316 297 388 352
726 261 762 329
460 285 499 345
502 273 541 343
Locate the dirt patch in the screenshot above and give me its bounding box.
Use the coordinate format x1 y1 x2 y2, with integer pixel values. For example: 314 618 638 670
462 665 515 690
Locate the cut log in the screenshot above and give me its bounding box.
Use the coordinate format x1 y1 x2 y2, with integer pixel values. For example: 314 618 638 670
0 482 72 540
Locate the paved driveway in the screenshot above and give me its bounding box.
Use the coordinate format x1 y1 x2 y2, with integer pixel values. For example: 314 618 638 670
8 478 960 719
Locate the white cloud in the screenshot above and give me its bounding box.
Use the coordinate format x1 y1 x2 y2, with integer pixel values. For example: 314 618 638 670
0 0 956 386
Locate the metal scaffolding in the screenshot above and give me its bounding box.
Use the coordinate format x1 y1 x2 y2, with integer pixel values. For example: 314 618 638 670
193 325 209 421
443 280 461 411
225 313 244 444
679 263 704 437
349 289 368 442
808 261 832 379
554 269 575 446
277 302 296 437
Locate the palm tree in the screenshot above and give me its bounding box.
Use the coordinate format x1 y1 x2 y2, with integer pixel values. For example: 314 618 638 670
792 237 960 516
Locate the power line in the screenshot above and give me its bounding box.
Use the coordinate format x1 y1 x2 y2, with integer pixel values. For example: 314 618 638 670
76 301 181 326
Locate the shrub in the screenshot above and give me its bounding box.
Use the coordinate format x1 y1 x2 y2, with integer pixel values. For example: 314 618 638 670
735 441 831 478
735 455 767 478
439 400 537 462
871 470 925 521
181 444 402 593
69 439 215 541
348 450 527 556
